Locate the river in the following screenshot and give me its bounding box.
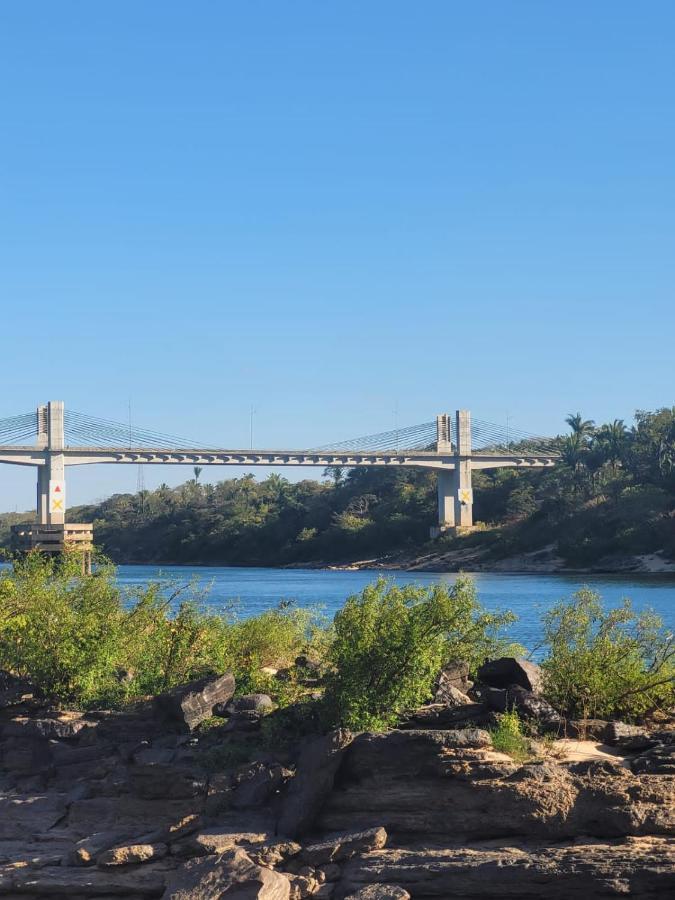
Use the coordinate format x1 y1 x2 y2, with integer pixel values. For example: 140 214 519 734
113 565 675 651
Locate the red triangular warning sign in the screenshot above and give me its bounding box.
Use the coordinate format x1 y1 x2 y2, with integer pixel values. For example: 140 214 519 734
54 485 62 492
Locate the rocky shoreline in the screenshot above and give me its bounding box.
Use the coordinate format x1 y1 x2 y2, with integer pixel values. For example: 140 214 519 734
314 546 675 575
1 662 674 899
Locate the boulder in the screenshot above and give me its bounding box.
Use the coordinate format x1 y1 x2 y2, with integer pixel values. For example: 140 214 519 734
300 827 388 866
477 657 543 693
97 842 168 866
162 847 290 899
277 729 353 839
434 659 472 700
228 694 274 715
154 673 235 731
231 762 292 809
435 684 472 707
345 886 410 900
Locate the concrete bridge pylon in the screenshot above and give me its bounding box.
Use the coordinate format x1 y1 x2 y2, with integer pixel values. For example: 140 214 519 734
36 401 66 526
433 409 474 535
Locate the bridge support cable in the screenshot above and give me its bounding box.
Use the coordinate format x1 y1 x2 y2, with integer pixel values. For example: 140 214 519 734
471 418 560 456
0 413 37 444
64 410 201 450
310 420 438 454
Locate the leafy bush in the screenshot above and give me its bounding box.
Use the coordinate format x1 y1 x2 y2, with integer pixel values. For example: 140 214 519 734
490 709 530 762
0 554 323 708
541 589 675 720
321 576 516 731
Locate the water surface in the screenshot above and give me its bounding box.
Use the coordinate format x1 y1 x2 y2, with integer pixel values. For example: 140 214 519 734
115 565 675 650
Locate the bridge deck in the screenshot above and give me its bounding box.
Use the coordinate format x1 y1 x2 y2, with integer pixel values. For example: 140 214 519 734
0 445 559 470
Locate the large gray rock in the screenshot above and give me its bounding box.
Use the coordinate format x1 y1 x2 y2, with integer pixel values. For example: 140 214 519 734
162 847 290 899
277 729 353 839
154 672 235 731
477 657 543 693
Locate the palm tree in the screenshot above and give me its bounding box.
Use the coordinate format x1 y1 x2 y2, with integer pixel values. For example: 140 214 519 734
193 466 203 483
565 413 595 441
560 433 583 469
594 420 628 471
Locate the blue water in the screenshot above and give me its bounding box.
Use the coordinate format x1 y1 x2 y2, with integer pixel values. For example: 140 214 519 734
2 560 672 649
114 565 675 651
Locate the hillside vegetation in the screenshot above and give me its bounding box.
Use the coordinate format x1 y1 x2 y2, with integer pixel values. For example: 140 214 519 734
0 407 673 568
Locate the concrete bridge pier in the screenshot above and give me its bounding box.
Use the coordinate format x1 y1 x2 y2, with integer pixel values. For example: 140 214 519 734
36 401 66 526
434 409 474 535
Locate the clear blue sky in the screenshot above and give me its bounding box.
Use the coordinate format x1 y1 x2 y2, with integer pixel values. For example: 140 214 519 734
1 2 673 510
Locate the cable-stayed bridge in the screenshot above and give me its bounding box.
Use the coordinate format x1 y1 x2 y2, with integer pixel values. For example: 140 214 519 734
0 402 560 558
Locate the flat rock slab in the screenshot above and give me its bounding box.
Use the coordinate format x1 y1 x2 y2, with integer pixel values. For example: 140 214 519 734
0 793 69 841
340 839 675 898
0 862 168 896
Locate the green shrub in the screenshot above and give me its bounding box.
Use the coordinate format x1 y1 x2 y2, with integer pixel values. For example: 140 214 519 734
321 576 516 731
0 553 129 704
0 554 326 708
541 589 675 721
490 709 530 762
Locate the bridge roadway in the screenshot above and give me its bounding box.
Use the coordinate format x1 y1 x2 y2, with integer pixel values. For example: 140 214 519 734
0 445 558 471
0 402 560 534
